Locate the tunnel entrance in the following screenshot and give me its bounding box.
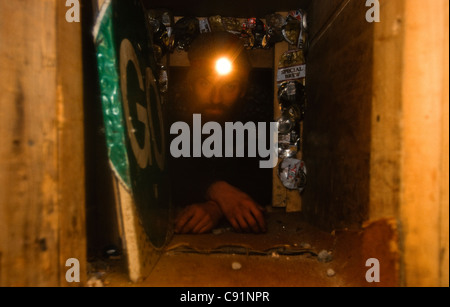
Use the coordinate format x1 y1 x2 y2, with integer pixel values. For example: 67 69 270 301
83 0 399 287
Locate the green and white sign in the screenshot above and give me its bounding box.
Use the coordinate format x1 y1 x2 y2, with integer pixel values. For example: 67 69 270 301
94 0 171 249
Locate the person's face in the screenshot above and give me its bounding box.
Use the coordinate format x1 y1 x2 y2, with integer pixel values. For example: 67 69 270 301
193 74 243 116
188 64 249 121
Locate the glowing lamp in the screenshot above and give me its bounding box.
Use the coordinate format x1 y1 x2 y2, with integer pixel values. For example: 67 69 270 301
215 57 232 76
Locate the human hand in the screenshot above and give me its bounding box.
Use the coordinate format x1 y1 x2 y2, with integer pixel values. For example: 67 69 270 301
174 201 223 234
206 181 266 233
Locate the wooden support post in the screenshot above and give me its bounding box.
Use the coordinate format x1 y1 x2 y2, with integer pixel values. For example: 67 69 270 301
272 38 289 209
0 0 86 286
56 0 87 287
272 12 303 212
399 0 449 287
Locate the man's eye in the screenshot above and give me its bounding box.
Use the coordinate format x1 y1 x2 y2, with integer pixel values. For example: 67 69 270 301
225 82 239 91
197 78 211 87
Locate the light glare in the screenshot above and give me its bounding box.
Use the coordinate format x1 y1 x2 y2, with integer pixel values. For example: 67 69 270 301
215 57 232 76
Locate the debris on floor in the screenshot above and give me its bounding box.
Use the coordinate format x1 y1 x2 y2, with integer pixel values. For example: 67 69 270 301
87 252 124 287
102 245 122 260
300 242 311 249
87 275 104 287
232 262 242 270
326 268 336 277
212 227 233 235
165 243 317 257
317 250 333 263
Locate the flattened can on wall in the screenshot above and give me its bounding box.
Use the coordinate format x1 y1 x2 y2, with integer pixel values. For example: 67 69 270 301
265 13 286 45
277 50 306 85
173 16 200 51
278 158 307 193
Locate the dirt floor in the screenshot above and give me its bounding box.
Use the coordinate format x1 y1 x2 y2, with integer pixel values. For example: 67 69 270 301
87 211 396 287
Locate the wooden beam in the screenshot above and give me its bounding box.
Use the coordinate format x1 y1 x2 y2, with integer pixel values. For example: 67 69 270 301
439 0 449 287
56 0 86 287
370 0 404 222
0 0 86 286
272 12 304 212
400 0 449 287
272 39 289 208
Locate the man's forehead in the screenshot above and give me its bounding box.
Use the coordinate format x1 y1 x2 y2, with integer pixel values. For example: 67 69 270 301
190 62 248 81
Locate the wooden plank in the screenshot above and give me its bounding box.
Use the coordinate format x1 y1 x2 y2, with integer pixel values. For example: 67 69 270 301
440 0 449 287
285 45 304 213
248 49 274 69
112 179 162 283
308 0 348 48
285 124 303 212
56 0 86 287
302 0 373 228
400 0 449 287
271 12 304 212
0 0 59 286
0 0 86 287
369 0 404 221
272 38 288 208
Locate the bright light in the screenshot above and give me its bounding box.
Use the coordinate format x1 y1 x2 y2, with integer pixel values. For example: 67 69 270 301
215 57 232 76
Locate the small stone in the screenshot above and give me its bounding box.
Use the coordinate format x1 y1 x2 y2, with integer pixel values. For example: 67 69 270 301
317 250 333 263
103 245 121 259
232 262 242 270
271 252 280 258
300 242 311 249
86 276 104 287
327 268 336 277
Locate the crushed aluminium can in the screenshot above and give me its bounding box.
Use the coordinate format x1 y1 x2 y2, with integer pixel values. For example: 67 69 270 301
147 9 175 56
173 16 200 51
282 15 301 47
158 65 168 94
285 10 308 49
265 13 286 45
222 17 241 35
208 15 225 32
277 49 306 84
199 17 212 33
278 81 306 120
278 158 307 193
241 18 266 49
278 80 305 107
278 126 301 159
288 9 308 49
252 18 267 49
